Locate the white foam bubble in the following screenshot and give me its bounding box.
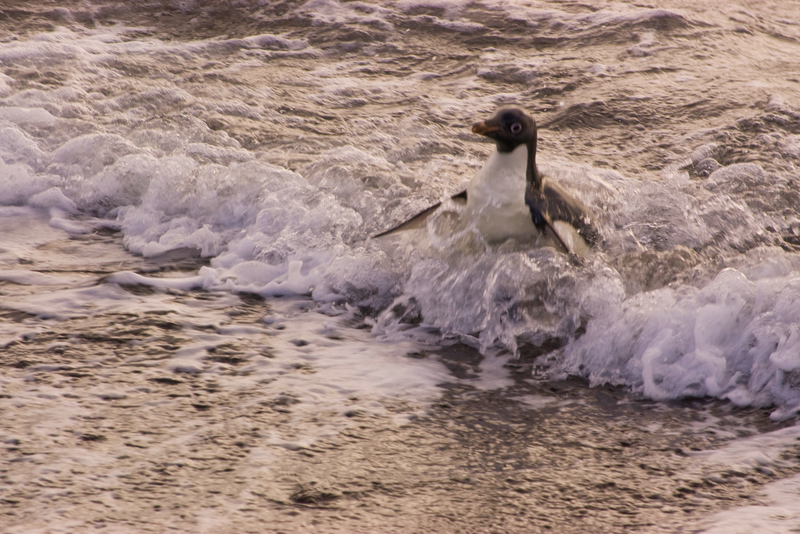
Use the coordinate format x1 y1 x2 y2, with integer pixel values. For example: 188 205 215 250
0 126 48 168
778 135 800 158
28 187 78 213
107 271 205 291
693 424 800 533
0 269 88 286
697 473 800 534
691 424 800 472
0 160 60 206
0 106 58 126
563 267 800 419
299 0 395 30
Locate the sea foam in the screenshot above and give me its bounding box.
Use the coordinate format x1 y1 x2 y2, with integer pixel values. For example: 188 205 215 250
1 17 800 420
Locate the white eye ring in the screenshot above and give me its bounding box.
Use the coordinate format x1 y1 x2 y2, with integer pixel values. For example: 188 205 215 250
510 122 522 134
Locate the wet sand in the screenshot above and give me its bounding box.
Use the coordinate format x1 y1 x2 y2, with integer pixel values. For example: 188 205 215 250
2 227 799 533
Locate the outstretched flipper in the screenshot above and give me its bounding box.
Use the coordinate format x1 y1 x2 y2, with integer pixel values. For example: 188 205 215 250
373 190 467 238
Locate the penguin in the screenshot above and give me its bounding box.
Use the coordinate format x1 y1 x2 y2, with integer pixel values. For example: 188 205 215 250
375 108 598 256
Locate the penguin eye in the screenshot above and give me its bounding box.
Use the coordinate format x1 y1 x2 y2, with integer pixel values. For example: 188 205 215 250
510 122 522 134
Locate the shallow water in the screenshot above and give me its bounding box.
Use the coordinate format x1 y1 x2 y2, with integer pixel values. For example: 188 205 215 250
2 0 800 532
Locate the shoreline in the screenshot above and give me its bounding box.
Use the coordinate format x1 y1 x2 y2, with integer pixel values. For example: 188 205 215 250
2 224 799 533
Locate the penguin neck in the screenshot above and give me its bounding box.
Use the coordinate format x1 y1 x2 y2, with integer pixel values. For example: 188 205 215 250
497 138 540 189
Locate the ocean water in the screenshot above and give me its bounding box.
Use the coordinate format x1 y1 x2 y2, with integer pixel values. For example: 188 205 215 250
2 0 800 532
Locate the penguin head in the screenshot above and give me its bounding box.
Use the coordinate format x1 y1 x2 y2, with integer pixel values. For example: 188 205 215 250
471 108 537 153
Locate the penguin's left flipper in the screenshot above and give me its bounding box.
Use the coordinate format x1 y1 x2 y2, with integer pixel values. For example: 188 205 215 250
526 180 598 256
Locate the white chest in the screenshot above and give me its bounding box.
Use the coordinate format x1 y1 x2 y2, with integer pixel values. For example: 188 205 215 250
465 144 536 241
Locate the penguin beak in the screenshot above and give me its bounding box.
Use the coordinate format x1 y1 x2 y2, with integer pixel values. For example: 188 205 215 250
472 119 500 137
